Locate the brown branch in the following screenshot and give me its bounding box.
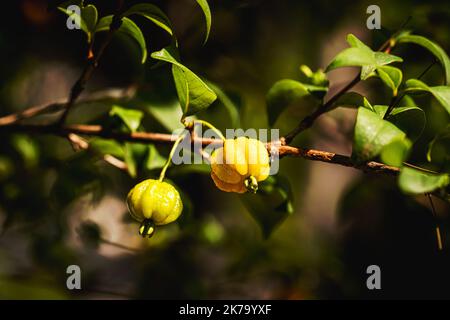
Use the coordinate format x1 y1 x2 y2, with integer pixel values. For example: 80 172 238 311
0 87 136 126
57 0 126 126
67 133 128 171
0 123 400 176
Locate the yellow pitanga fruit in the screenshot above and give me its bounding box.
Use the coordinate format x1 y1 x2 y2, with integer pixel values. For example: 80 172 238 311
210 137 270 193
127 179 183 238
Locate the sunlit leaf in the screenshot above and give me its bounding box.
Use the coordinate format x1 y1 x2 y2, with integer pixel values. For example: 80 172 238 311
326 34 402 80
377 65 402 95
405 79 450 116
266 79 318 127
352 107 406 163
123 3 174 37
194 0 212 44
89 138 125 158
398 167 449 194
109 105 144 132
380 138 411 167
151 47 217 117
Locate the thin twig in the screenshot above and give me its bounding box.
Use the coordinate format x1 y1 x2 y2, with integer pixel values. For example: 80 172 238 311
283 17 412 144
0 87 136 126
67 132 128 171
427 194 443 251
383 58 438 119
57 0 126 126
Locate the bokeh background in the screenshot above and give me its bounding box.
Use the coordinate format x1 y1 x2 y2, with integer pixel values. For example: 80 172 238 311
0 0 449 299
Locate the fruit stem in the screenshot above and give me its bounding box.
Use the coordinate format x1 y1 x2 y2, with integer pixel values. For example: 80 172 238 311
194 119 226 140
159 133 186 182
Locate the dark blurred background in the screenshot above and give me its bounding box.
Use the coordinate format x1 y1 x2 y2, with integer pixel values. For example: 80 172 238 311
0 0 449 299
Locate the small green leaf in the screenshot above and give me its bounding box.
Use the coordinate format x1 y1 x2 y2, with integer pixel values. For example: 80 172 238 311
145 144 166 171
195 0 212 44
82 5 98 35
352 107 406 163
299 65 329 87
326 34 402 80
125 143 148 178
326 47 375 72
266 79 318 127
398 167 450 194
89 138 125 158
96 16 147 63
396 33 450 85
109 105 144 132
11 135 39 169
380 138 411 167
240 176 293 238
405 79 450 116
332 92 372 110
387 106 426 142
377 65 402 95
151 47 217 117
123 3 174 37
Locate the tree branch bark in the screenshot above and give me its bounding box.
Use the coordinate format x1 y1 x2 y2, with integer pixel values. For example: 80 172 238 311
0 123 400 176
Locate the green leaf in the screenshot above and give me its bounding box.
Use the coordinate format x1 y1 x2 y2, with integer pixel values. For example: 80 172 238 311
194 0 212 44
206 81 241 127
299 65 329 87
352 107 406 163
405 79 450 116
398 167 450 194
109 105 144 132
143 99 184 132
240 176 293 238
326 47 375 72
145 144 166 171
396 33 450 85
123 3 174 37
326 34 402 80
151 47 217 117
96 16 147 63
11 135 39 169
387 105 426 142
89 138 125 158
266 79 318 127
332 92 373 111
377 65 402 95
125 143 148 178
370 104 426 142
380 138 411 167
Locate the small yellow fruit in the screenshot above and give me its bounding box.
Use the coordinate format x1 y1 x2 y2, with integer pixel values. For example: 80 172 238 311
127 179 183 238
210 137 270 193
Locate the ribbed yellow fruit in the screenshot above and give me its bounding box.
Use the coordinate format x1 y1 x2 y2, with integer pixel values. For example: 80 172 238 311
126 179 183 238
210 137 270 193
